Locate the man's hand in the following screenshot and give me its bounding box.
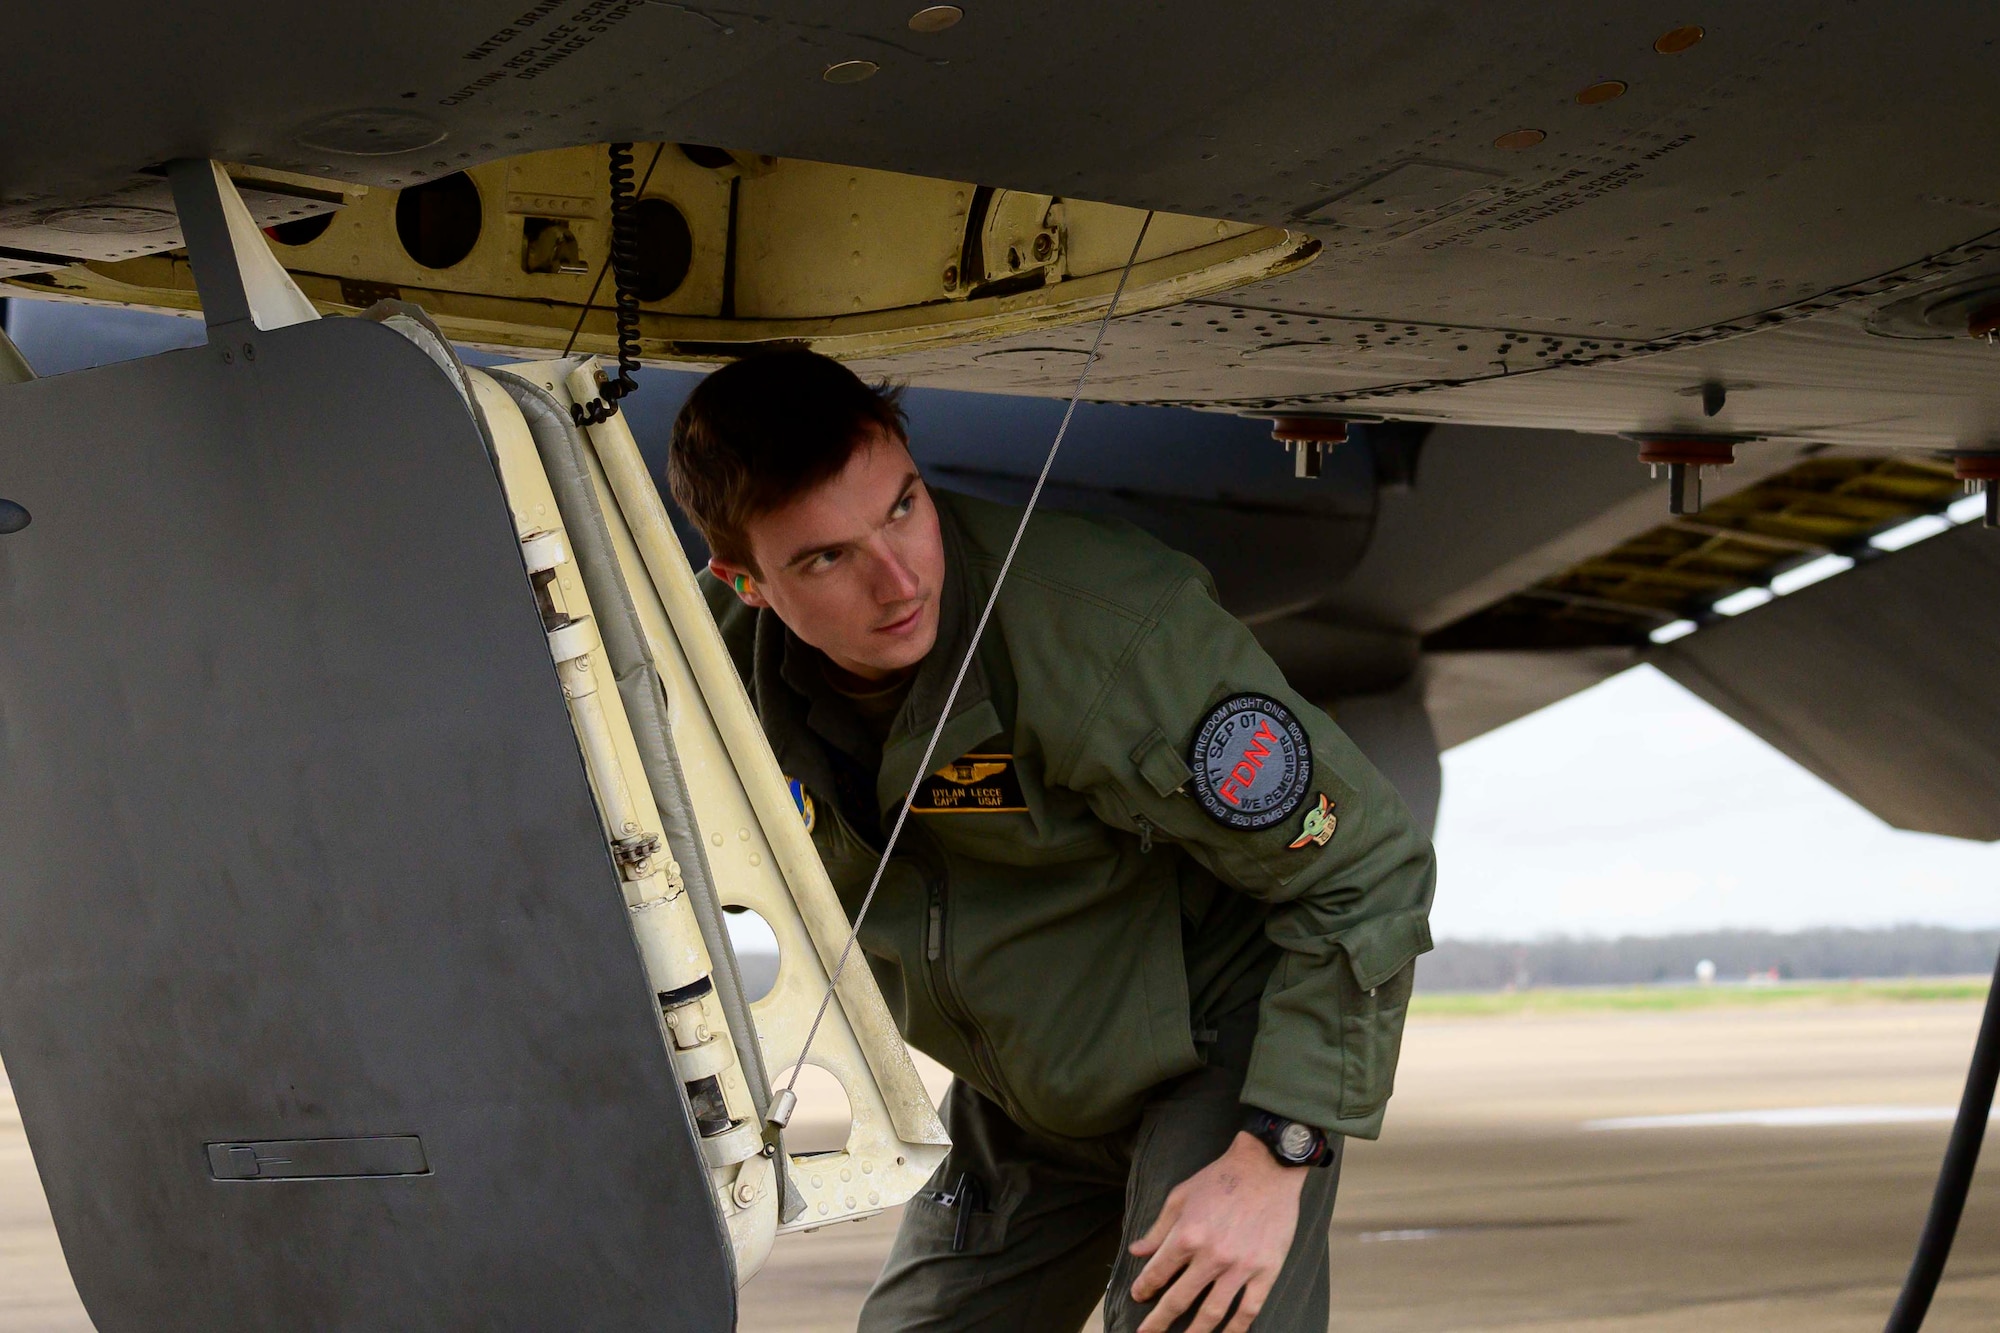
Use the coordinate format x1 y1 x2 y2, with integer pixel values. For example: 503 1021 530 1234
1128 1131 1306 1333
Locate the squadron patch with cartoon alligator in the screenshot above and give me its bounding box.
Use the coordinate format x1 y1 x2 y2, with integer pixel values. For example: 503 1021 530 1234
912 754 1028 814
1188 693 1313 831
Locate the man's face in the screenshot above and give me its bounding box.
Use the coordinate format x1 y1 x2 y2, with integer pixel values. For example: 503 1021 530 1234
711 429 944 681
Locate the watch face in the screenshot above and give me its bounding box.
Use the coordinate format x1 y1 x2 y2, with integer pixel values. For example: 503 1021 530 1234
1277 1121 1315 1161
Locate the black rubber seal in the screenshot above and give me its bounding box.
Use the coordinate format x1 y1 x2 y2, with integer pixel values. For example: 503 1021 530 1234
655 974 715 1011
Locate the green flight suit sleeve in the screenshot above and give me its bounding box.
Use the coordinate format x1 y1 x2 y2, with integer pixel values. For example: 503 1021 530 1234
1054 574 1437 1140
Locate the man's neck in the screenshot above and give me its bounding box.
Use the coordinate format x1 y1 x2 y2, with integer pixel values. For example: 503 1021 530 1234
820 656 916 698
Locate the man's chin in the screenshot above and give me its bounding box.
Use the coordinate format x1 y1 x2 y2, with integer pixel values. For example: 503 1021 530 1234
860 623 937 676
872 641 935 676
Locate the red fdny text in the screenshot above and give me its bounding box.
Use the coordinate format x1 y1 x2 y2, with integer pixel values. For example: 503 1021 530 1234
1217 717 1279 806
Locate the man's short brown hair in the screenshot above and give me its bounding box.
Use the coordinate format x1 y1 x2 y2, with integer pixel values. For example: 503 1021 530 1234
666 348 908 571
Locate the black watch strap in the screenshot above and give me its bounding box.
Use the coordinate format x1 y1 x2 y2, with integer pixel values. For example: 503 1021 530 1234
1243 1108 1333 1168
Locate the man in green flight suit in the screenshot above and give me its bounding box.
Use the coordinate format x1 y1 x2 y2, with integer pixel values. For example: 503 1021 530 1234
669 350 1435 1333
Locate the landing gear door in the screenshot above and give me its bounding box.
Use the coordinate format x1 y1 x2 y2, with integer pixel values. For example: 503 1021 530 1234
0 318 733 1330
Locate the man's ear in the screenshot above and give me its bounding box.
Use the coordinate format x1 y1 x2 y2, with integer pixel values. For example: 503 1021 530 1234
708 557 768 608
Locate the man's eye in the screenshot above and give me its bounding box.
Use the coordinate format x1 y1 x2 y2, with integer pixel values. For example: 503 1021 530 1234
809 550 841 571
891 493 916 519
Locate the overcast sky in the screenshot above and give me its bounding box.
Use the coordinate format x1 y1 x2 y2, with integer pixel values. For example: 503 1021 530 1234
1430 664 2000 941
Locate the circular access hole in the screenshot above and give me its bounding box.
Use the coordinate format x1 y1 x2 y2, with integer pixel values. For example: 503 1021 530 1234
266 212 334 247
773 1063 853 1155
0 498 30 535
395 172 482 270
631 196 693 302
724 905 779 1002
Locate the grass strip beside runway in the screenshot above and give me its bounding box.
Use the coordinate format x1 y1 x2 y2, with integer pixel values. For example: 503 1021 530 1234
1413 976 1990 1017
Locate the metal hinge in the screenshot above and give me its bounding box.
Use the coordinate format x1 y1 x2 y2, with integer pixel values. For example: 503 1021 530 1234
613 832 662 871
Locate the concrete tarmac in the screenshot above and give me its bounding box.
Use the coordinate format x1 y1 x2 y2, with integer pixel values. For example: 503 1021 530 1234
0 999 1994 1329
737 999 2000 1332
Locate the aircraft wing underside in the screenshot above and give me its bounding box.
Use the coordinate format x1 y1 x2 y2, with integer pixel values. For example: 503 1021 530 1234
4 2 2000 452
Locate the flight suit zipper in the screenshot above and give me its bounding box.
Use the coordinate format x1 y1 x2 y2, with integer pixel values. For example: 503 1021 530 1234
823 801 1016 1115
903 823 1017 1115
923 875 1011 1106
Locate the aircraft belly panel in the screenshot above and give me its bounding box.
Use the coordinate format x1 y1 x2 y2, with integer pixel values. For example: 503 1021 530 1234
0 319 732 1329
1655 523 2000 843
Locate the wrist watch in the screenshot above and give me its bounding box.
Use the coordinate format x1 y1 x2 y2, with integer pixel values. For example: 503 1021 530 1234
1243 1108 1333 1168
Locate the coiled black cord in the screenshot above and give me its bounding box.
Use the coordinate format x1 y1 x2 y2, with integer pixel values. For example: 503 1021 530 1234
572 141 643 427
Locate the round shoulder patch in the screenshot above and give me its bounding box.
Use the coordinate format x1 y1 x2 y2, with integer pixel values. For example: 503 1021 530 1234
1187 693 1313 831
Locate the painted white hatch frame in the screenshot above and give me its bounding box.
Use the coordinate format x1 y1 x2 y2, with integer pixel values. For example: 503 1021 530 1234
472 358 949 1286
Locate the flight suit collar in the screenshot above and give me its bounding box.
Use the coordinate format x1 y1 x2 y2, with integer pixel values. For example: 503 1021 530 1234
777 629 881 771
748 605 843 812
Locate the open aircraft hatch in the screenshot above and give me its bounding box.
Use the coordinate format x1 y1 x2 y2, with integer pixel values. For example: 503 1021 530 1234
0 162 948 1330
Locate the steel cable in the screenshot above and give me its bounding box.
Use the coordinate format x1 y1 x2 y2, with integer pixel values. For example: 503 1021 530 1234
769 210 1156 1128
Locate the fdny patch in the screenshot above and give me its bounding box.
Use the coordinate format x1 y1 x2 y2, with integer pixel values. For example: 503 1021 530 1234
912 753 1028 814
1188 693 1313 831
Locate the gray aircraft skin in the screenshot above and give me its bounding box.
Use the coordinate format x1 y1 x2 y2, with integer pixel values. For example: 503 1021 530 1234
4 6 2000 1329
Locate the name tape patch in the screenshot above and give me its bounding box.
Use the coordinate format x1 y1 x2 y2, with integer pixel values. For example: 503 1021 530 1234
912 753 1028 814
1188 693 1312 831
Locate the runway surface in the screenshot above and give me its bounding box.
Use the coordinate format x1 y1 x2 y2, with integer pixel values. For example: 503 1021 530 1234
738 997 2000 1332
0 998 1993 1329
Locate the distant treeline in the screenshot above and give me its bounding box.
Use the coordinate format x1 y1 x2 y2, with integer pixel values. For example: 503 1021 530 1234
1418 925 2000 992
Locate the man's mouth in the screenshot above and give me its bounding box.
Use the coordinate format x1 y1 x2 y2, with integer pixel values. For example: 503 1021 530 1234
875 603 926 636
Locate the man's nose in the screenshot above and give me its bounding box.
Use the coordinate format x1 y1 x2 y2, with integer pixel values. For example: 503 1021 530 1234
868 545 921 603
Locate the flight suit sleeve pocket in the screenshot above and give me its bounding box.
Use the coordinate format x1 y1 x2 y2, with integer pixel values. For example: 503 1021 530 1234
1333 908 1432 1122
1336 958 1416 1123
1336 907 1433 991
1130 727 1193 799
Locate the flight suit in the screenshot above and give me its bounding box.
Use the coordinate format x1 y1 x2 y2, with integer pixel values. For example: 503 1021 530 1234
703 490 1435 1330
